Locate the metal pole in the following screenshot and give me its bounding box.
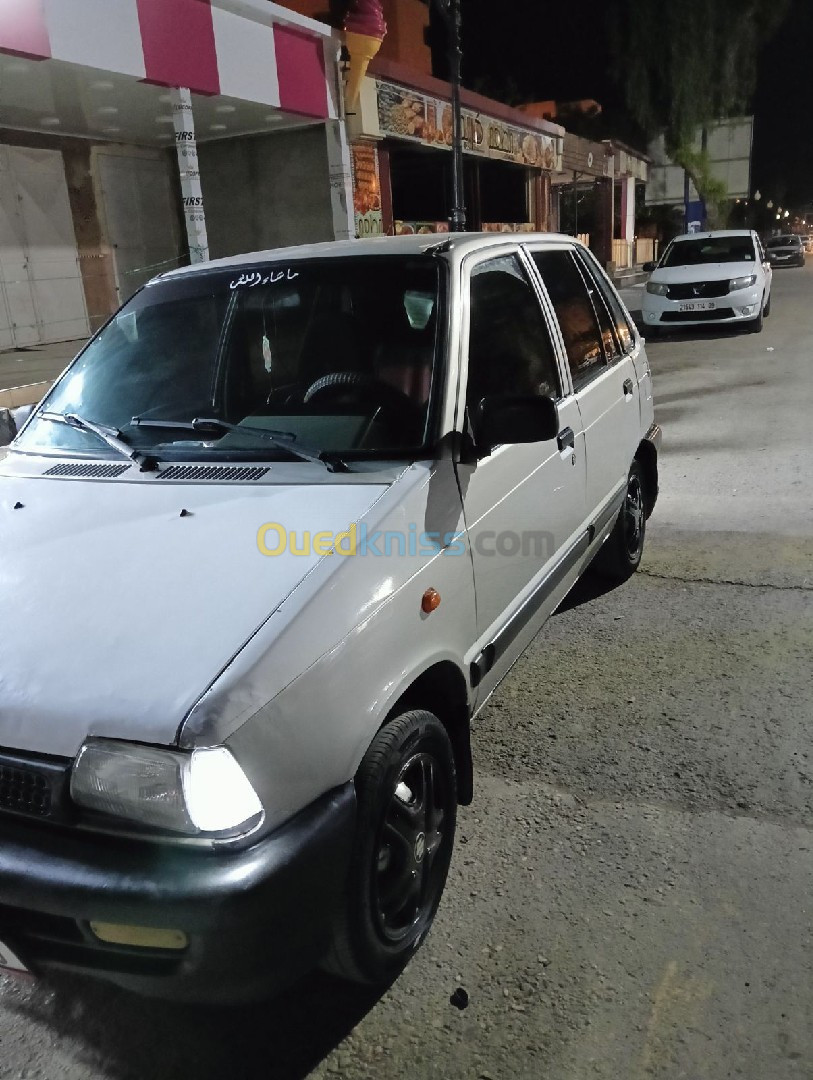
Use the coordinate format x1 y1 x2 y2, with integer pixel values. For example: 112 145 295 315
572 171 579 236
433 0 466 231
448 0 465 231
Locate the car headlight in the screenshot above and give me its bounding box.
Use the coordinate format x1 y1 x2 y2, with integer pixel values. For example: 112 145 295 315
729 275 757 291
70 739 264 837
645 281 669 296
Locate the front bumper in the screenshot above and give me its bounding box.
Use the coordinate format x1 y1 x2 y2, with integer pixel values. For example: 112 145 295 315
0 783 355 1002
641 285 762 328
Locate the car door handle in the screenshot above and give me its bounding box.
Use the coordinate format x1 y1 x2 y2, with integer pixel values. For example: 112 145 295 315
623 378 634 397
557 426 575 452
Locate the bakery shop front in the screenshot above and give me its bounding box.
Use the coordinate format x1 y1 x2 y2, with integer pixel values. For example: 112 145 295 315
347 63 564 236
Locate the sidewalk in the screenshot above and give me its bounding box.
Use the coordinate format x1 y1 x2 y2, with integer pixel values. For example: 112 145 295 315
0 338 86 406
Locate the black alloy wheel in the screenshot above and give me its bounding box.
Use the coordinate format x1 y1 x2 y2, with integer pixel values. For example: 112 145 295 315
325 710 457 985
591 460 647 581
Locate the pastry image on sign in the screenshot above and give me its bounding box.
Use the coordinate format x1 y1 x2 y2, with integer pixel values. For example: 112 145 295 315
521 134 538 165
440 106 453 145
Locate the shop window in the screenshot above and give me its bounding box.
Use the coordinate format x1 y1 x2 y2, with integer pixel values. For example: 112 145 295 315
466 255 561 410
530 250 605 390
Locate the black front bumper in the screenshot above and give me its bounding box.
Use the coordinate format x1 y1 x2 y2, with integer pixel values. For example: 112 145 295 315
0 784 355 1002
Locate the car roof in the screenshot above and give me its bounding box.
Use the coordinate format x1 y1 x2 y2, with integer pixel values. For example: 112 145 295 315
159 232 581 281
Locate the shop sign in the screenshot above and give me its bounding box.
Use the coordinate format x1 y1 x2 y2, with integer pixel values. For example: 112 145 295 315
394 221 450 235
377 82 562 171
482 223 536 233
351 143 383 237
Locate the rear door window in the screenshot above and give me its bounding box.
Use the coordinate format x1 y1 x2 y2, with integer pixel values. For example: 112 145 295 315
529 249 606 391
575 249 636 355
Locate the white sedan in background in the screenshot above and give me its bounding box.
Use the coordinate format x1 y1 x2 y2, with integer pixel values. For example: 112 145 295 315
641 229 772 335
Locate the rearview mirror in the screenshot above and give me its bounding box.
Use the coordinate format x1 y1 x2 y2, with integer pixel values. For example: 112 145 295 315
642 260 657 273
473 394 559 456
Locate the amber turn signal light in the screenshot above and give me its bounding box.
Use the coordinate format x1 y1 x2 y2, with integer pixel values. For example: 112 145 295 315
421 587 441 613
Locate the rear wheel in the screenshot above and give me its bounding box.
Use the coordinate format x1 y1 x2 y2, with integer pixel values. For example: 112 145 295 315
592 460 647 581
325 710 457 985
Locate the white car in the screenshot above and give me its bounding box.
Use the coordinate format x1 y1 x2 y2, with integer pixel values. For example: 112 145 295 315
641 229 772 335
0 233 659 1001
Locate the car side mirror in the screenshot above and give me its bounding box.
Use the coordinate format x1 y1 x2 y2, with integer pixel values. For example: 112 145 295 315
642 260 657 273
0 408 17 448
473 394 559 456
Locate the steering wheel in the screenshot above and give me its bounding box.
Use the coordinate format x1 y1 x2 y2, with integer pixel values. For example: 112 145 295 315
302 371 423 443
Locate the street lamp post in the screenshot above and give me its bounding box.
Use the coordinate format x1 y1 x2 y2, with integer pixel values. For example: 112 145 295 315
432 0 466 231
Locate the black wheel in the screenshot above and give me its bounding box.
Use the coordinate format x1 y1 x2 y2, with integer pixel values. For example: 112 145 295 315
592 460 647 581
763 292 772 318
746 303 764 334
325 709 457 985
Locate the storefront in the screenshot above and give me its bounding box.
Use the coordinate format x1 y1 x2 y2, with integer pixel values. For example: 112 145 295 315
347 61 564 237
550 133 649 268
0 0 354 348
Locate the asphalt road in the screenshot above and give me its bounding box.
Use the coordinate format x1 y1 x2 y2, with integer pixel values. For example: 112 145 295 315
2 266 812 1080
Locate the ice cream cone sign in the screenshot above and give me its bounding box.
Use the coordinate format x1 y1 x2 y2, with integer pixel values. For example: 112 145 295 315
343 0 387 110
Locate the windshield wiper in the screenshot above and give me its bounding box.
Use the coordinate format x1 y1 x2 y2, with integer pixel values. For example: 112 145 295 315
130 416 349 472
40 412 144 464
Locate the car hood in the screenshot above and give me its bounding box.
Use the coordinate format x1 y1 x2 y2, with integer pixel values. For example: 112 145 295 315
0 465 388 758
650 262 756 284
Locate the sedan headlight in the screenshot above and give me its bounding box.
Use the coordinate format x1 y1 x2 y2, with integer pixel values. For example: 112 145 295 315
729 274 757 291
71 739 264 837
645 280 669 296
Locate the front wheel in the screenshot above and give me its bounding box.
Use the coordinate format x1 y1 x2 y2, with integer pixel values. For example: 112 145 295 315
592 460 647 581
747 303 765 334
763 292 772 318
325 710 457 985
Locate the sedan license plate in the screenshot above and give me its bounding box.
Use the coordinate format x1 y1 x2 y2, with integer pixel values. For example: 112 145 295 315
0 939 28 974
678 301 715 312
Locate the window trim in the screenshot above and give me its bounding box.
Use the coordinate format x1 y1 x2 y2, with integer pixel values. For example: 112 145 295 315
458 246 568 428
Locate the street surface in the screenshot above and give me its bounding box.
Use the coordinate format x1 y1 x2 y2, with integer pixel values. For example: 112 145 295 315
2 266 812 1079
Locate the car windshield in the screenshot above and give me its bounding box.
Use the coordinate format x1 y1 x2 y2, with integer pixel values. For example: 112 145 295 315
660 236 756 267
767 236 798 248
16 256 444 463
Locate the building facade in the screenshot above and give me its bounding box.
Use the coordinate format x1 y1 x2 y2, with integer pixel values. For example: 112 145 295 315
0 0 355 348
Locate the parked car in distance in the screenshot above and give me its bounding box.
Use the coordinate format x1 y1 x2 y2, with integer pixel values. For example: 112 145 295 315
0 233 659 1002
803 234 813 255
766 233 806 268
641 229 772 335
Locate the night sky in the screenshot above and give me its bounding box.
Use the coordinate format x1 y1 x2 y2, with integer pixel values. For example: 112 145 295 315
447 0 813 207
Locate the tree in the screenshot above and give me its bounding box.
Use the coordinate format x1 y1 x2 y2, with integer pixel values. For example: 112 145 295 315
609 0 791 225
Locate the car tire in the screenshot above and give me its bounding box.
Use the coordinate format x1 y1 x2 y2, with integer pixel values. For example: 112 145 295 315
747 304 764 334
324 709 457 986
763 292 772 318
591 460 647 582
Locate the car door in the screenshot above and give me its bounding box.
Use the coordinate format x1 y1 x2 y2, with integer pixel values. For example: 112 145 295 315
454 247 588 701
527 244 640 523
